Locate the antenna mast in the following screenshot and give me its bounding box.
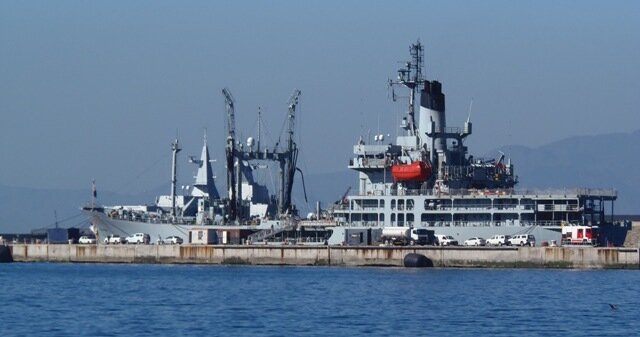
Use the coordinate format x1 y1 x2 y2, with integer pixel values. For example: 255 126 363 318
389 40 425 137
170 139 181 217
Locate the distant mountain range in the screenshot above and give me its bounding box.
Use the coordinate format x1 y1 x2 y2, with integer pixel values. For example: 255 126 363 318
2 130 638 233
489 129 640 214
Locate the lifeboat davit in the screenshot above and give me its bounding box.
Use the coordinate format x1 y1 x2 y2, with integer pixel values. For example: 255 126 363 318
391 161 431 182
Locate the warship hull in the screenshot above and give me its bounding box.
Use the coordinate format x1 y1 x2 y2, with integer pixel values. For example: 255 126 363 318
84 209 270 244
86 210 196 243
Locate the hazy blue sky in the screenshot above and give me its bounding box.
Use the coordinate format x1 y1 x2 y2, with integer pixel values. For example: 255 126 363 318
1 1 639 196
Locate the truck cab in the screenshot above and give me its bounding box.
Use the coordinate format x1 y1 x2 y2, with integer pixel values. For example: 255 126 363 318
380 227 433 246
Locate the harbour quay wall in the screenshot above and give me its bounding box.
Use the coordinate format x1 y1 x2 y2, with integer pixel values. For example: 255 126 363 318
8 244 640 268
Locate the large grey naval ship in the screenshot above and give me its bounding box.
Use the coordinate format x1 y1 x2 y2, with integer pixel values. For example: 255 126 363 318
84 41 621 246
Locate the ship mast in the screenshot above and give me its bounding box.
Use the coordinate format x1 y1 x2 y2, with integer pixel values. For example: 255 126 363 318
389 41 425 138
170 138 181 217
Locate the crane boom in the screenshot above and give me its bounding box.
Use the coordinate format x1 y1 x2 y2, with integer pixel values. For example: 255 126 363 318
222 88 236 140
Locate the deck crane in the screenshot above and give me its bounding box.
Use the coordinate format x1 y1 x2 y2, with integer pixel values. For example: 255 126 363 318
223 88 303 222
281 89 301 214
222 88 239 221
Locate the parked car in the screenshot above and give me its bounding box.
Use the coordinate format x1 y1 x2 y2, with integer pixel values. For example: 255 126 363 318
463 237 486 246
509 234 536 246
125 233 150 244
164 236 184 245
78 236 96 244
486 235 511 246
104 235 125 244
434 234 458 246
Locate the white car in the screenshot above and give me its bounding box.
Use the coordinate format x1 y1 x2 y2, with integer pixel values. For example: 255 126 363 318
104 235 125 244
125 233 149 244
164 236 184 245
463 237 486 246
78 236 96 244
435 234 458 246
486 235 511 246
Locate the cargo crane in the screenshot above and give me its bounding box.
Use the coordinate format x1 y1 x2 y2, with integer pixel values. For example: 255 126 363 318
223 89 302 223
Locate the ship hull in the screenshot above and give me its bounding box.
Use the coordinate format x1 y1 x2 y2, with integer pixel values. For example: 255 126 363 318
325 224 562 246
84 209 263 244
85 210 196 243
332 188 622 246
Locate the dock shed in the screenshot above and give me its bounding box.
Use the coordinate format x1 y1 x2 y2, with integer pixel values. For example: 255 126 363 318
189 227 218 244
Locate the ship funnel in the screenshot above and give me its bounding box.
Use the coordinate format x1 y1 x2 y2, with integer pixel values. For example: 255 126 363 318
419 80 446 151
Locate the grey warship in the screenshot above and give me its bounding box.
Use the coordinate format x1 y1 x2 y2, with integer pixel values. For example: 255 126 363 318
321 41 618 245
83 89 304 244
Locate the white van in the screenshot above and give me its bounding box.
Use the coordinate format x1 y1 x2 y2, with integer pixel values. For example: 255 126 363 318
509 234 536 246
486 235 511 246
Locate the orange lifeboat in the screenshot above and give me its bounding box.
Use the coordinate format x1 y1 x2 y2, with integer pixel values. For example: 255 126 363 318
391 161 431 182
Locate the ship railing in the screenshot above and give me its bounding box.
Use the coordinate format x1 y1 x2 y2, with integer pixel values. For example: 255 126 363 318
335 221 383 228
443 127 462 134
536 204 580 212
515 188 617 198
361 187 617 198
333 219 586 228
298 220 338 227
444 204 535 211
107 211 198 225
247 220 296 243
421 220 575 228
349 158 387 168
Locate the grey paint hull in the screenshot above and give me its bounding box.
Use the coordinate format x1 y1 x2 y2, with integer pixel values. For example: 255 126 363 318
86 211 195 243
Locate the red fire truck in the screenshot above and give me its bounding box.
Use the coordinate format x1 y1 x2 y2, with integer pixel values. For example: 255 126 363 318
561 225 599 246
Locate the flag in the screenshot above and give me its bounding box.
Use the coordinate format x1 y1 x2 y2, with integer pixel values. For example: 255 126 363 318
92 180 97 198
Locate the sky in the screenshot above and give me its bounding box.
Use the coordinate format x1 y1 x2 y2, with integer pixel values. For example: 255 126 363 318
1 1 639 196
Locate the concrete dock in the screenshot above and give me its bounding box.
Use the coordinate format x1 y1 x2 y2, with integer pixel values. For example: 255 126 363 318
5 244 640 268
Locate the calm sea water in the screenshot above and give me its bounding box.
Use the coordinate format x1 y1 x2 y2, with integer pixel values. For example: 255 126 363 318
1 263 639 336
